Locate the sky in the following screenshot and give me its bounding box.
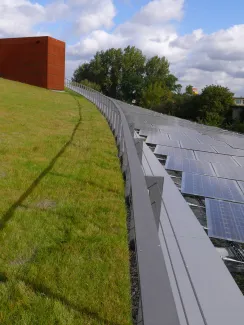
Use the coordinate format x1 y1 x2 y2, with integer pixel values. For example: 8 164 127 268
1 0 244 95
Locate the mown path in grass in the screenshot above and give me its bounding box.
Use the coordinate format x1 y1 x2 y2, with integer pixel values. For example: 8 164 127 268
0 79 131 325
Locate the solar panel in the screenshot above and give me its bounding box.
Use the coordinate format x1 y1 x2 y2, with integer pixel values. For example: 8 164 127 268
233 156 244 167
165 156 215 176
194 151 238 166
197 135 230 148
181 173 244 203
205 198 244 243
213 163 244 181
180 140 216 152
211 144 244 157
139 129 153 137
146 135 180 147
168 134 192 142
139 129 162 137
154 145 195 159
219 136 244 150
237 181 244 194
196 135 228 146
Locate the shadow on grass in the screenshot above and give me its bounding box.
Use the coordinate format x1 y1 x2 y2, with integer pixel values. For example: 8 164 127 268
23 279 122 325
49 171 121 195
0 95 82 230
0 274 122 325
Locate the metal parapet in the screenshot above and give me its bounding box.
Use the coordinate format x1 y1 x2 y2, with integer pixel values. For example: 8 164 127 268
65 79 180 325
65 80 244 325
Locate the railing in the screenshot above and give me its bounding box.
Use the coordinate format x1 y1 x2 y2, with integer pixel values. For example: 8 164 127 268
65 79 180 325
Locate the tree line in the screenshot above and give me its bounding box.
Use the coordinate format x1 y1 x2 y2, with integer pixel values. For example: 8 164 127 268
72 46 244 133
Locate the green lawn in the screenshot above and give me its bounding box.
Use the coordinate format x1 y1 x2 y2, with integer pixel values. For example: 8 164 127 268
0 79 131 325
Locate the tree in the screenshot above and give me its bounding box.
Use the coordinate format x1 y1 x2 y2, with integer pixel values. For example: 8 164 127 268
185 85 194 95
72 48 123 98
164 74 182 92
140 82 172 110
197 85 234 126
79 79 101 91
72 46 180 104
144 57 181 93
120 46 146 103
144 56 169 85
72 63 91 83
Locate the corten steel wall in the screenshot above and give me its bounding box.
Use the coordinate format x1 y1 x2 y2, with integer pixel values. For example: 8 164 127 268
0 36 65 90
47 37 65 90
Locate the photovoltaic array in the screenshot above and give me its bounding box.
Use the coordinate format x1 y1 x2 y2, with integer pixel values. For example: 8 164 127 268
213 163 244 181
154 146 195 159
206 199 244 243
165 156 215 176
140 120 244 244
181 173 244 203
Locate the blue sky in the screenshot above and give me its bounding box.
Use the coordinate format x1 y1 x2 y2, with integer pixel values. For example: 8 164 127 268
1 0 244 94
181 0 244 34
34 0 244 44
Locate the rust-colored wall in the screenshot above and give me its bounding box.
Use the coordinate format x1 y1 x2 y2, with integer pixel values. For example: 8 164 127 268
0 36 65 90
47 37 65 90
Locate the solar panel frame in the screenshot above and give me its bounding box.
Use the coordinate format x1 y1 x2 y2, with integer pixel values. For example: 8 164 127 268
181 172 244 203
206 198 244 243
165 156 216 176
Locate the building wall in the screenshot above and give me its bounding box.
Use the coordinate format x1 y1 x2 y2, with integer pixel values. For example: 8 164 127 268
0 37 48 88
232 107 244 120
0 36 65 90
234 98 244 106
47 37 65 90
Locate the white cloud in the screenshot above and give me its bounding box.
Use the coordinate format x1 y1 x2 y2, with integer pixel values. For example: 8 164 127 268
71 0 116 34
66 0 185 63
65 0 244 95
170 29 204 50
0 0 116 38
197 25 244 62
171 24 244 94
133 0 184 24
1 0 244 95
66 59 82 79
67 30 125 60
45 1 69 22
0 0 46 37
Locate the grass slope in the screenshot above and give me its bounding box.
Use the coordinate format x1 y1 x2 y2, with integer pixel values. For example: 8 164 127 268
0 79 131 324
